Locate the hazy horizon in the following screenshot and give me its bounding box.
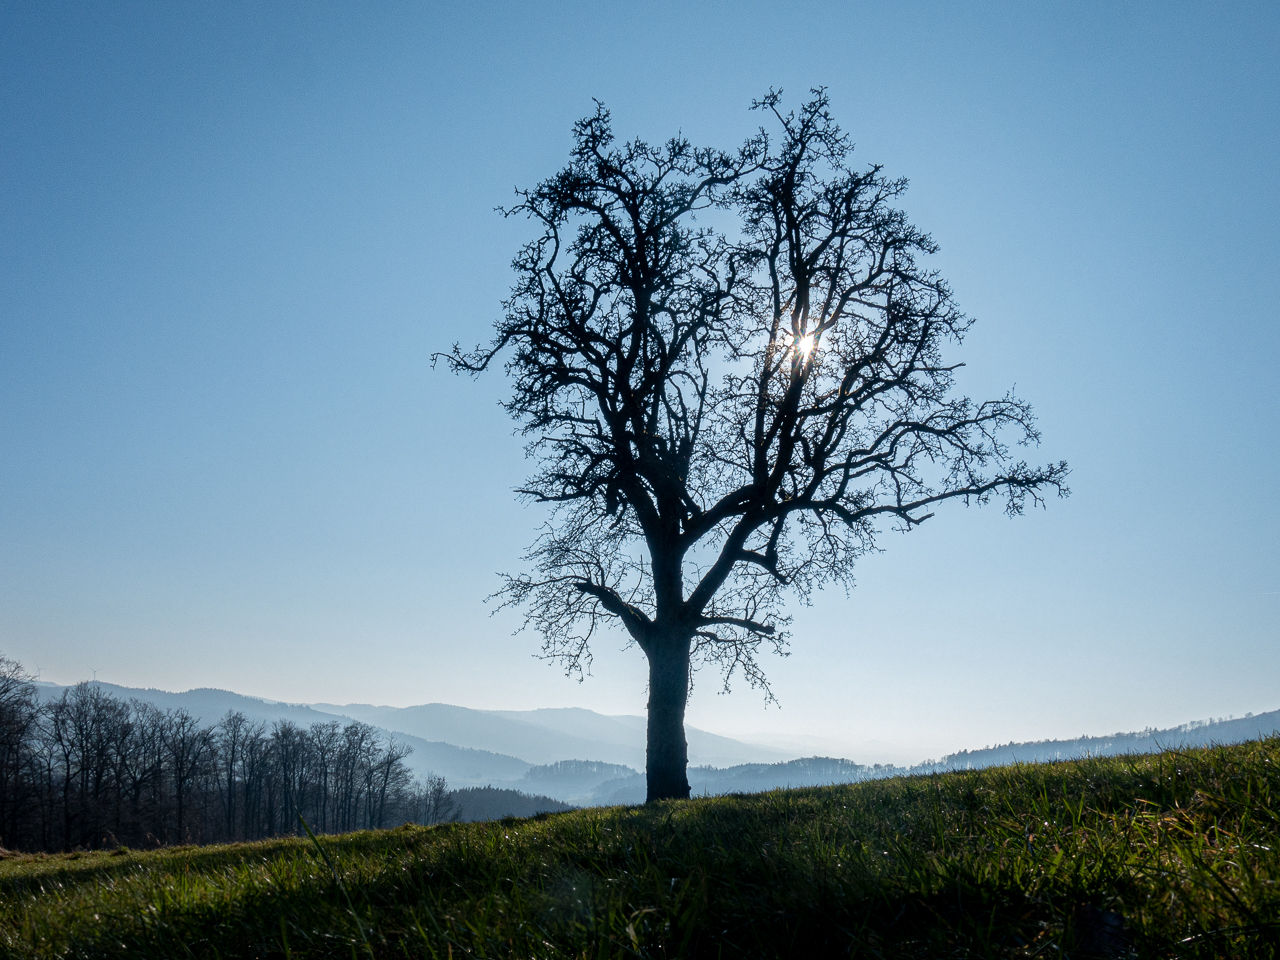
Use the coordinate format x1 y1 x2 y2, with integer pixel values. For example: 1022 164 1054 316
27 671 1278 769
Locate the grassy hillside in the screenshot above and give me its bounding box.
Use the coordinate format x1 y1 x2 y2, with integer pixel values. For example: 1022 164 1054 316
0 739 1276 959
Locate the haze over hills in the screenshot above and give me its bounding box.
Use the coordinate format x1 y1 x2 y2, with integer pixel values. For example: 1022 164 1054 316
310 702 641 768
35 681 336 728
32 682 786 786
34 680 1280 807
32 682 532 786
313 701 791 769
930 710 1280 771
587 711 1280 805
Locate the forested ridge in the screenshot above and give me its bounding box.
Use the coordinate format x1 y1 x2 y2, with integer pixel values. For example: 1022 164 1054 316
0 656 455 853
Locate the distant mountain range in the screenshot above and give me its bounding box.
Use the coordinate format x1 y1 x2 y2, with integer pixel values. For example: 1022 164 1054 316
311 701 790 769
32 681 786 792
32 682 532 786
34 681 1280 807
588 757 892 805
586 711 1280 804
928 710 1280 771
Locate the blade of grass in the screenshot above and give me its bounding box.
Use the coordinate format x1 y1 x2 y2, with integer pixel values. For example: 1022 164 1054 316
297 811 374 959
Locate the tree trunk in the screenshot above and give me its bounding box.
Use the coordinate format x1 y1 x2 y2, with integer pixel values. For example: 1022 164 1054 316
645 637 692 802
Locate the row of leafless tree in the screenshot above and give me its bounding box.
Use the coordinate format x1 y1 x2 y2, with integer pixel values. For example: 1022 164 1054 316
0 656 455 852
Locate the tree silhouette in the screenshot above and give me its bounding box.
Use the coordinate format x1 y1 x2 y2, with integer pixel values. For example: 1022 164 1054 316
444 90 1068 802
0 669 444 852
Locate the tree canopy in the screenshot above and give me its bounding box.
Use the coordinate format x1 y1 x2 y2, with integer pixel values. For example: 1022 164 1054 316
444 90 1068 801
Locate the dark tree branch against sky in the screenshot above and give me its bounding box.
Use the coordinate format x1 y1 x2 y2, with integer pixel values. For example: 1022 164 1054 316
443 91 1068 801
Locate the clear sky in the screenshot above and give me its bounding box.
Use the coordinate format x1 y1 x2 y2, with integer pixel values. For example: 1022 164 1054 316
2 1 1277 763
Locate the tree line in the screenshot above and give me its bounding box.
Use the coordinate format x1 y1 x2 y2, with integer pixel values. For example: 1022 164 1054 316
0 656 456 853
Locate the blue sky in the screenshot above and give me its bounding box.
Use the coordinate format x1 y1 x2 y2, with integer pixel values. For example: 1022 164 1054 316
2 1 1277 762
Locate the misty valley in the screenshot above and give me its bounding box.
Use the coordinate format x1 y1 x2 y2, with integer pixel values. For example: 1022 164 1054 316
4 658 1277 858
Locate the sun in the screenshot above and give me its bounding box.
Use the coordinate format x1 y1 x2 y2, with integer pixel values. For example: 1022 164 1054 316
777 330 818 360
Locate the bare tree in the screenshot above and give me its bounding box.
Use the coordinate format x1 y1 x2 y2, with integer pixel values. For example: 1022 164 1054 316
121 701 168 842
308 720 341 834
165 708 211 843
46 684 129 849
213 711 252 840
269 720 310 835
0 657 37 847
368 735 413 830
410 773 458 826
443 90 1068 801
0 660 436 851
333 721 379 833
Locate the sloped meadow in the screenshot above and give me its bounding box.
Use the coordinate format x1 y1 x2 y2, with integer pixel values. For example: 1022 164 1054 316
1 738 1277 958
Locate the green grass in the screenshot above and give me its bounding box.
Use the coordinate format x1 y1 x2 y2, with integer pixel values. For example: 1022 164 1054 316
2 738 1278 958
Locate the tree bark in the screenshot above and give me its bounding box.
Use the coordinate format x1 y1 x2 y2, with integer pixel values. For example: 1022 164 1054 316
645 636 692 802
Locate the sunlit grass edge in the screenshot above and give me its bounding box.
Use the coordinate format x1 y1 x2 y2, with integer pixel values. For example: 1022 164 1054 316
2 738 1278 958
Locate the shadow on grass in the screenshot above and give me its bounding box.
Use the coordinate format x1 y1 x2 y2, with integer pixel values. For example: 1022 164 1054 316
2 739 1279 958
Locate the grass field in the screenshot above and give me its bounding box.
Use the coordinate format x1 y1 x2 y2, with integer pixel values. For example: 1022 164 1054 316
1 738 1277 959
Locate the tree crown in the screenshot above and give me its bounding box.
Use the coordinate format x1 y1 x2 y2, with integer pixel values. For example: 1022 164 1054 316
444 90 1068 693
